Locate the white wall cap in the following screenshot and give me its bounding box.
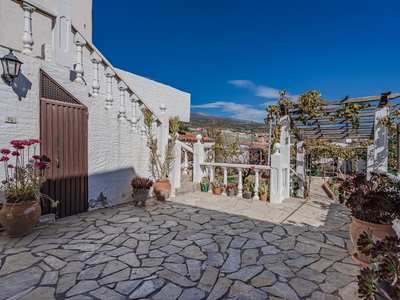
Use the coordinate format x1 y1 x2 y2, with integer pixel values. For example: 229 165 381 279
130 94 140 102
117 81 127 90
104 67 115 77
74 32 86 45
90 51 102 63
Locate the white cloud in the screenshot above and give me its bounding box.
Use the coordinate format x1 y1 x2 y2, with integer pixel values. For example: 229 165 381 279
192 101 268 123
228 80 255 89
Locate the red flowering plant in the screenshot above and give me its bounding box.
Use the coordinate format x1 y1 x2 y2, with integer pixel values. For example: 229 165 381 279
1 139 58 219
131 176 154 191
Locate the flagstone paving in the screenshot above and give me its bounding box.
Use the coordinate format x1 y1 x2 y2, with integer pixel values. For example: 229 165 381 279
0 184 360 299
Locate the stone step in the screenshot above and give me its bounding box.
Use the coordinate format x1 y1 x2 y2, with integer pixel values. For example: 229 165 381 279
175 182 200 197
180 174 191 185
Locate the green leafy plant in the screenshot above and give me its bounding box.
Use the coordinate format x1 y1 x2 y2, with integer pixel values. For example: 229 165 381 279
211 180 223 188
142 108 180 180
329 102 371 130
200 177 210 188
297 90 327 125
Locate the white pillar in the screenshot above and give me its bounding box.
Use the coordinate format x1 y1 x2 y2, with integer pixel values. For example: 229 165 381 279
367 144 374 179
253 170 260 200
130 94 139 130
73 33 86 84
90 52 102 98
117 81 127 120
222 167 227 196
374 106 388 172
21 3 35 55
104 67 115 109
296 141 305 198
280 115 291 198
270 143 283 204
170 141 181 194
193 135 205 183
237 168 243 198
157 104 169 162
52 0 71 66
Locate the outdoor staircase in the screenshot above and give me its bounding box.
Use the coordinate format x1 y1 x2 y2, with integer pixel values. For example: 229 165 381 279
175 173 200 196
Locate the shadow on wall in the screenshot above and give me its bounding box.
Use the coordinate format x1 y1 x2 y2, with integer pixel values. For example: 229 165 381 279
12 73 32 100
41 167 138 218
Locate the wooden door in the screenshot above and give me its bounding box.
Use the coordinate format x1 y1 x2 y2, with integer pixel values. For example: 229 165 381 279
40 71 88 218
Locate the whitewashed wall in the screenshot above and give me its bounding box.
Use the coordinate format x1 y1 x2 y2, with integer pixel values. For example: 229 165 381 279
0 45 190 211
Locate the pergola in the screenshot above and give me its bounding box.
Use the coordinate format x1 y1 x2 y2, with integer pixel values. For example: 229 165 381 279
285 91 400 141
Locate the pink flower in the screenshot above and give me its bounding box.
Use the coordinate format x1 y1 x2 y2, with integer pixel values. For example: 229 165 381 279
1 149 10 155
11 151 20 156
32 155 41 160
250 166 255 171
0 156 10 161
7 164 14 169
1 180 8 184
35 162 46 168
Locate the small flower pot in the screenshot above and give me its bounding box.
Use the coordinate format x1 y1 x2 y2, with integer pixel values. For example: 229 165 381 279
260 193 268 202
201 185 209 192
132 190 150 206
227 190 235 197
243 191 252 199
213 187 222 195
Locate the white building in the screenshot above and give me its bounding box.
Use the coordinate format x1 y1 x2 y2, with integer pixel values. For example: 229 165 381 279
0 0 190 217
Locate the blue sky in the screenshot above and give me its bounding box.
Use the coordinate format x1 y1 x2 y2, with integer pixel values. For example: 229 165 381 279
93 0 400 123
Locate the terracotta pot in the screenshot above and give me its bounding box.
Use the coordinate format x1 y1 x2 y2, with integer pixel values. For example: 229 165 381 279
349 217 396 264
153 180 171 201
260 193 268 202
213 187 221 195
0 201 41 237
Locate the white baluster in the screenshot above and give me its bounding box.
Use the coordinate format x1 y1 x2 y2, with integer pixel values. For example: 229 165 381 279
141 125 146 140
90 52 102 97
253 169 260 200
130 94 139 130
182 150 188 174
237 168 243 198
117 81 127 120
104 67 115 109
21 3 35 54
73 33 86 84
222 167 227 195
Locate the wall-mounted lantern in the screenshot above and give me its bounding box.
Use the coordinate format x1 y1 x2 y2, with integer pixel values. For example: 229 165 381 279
1 49 23 86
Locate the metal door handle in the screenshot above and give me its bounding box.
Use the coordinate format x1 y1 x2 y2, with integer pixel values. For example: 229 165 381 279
56 159 59 167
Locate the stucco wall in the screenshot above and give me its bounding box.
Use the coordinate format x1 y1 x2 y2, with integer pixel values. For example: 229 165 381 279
0 44 190 212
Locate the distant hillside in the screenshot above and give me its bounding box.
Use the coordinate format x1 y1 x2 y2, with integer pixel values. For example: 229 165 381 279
184 112 268 134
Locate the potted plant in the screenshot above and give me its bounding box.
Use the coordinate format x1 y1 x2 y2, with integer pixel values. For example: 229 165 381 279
0 139 59 237
224 183 237 197
200 177 210 192
356 229 400 300
211 180 223 195
243 179 253 199
131 176 154 206
259 183 269 202
338 172 400 264
142 108 180 200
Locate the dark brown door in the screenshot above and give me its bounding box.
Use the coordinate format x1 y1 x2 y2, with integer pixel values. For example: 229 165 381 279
40 71 88 218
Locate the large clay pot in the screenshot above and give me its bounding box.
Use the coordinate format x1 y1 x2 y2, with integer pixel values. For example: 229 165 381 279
0 201 41 237
349 217 396 264
153 180 171 201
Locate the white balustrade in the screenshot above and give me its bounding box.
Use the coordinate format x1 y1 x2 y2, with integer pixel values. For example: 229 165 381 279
253 170 260 200
237 168 243 198
117 81 127 120
141 125 146 140
222 167 228 195
73 33 86 84
90 52 102 97
104 67 115 109
130 94 139 130
21 3 35 54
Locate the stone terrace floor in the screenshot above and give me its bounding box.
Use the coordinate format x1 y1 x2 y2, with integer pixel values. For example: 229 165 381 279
0 184 361 300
